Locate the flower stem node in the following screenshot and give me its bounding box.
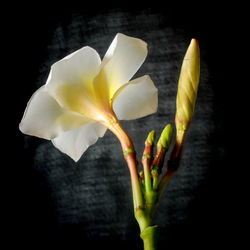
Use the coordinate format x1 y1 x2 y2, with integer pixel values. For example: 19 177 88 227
140 225 159 250
139 170 144 179
142 154 152 160
151 167 159 177
123 148 135 158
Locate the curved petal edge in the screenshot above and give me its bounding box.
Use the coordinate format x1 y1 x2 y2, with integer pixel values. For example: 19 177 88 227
112 75 158 120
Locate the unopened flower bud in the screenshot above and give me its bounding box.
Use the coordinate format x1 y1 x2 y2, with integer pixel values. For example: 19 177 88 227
151 124 173 176
157 124 173 151
145 130 156 145
175 39 200 132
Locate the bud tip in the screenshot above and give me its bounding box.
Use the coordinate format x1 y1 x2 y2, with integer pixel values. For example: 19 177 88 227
157 124 173 149
145 130 156 145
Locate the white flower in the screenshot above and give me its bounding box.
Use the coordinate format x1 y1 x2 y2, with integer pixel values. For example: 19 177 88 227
19 33 158 161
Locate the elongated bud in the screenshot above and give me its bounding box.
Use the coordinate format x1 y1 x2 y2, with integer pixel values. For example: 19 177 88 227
145 130 156 145
142 130 155 164
157 124 173 150
151 124 173 178
157 40 200 198
176 39 200 132
167 39 200 171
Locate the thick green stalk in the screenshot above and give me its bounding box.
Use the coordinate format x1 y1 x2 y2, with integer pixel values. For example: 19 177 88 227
141 226 159 250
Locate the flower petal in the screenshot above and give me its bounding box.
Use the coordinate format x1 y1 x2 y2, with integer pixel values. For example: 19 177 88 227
101 33 148 98
45 46 101 112
52 122 107 162
112 75 158 120
19 86 91 139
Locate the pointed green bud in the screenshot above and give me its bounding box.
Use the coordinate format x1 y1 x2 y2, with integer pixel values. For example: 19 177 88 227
157 124 173 150
176 39 200 131
145 130 156 145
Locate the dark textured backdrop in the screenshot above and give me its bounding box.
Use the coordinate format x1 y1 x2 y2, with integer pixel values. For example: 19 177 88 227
11 5 238 250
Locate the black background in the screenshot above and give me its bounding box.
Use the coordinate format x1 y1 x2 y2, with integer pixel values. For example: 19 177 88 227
8 4 242 250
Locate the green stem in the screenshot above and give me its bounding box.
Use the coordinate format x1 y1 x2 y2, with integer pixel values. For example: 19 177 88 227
142 142 154 194
105 118 143 211
104 116 159 249
144 163 152 194
141 226 159 250
152 172 159 191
